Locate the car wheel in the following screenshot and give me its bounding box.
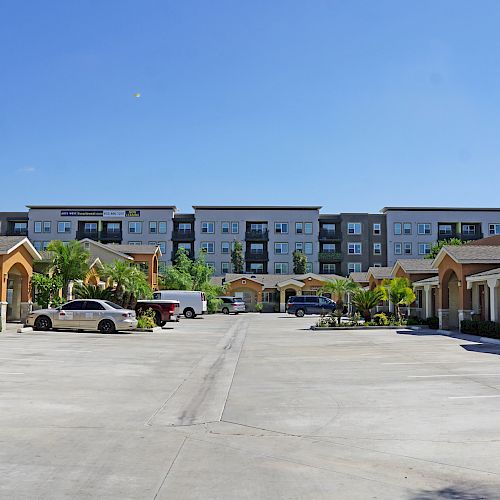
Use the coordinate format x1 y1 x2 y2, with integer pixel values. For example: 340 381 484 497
295 309 305 318
98 319 116 334
184 308 196 319
34 316 52 331
222 307 229 315
154 312 163 327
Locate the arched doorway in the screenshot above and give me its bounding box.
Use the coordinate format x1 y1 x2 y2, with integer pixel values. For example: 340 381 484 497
440 269 461 330
285 288 297 303
6 263 30 323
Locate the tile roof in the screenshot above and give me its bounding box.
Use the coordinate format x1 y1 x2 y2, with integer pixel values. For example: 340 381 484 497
220 273 344 289
412 276 440 286
466 267 500 279
0 235 26 253
349 272 369 283
108 244 160 255
442 245 500 264
395 259 438 273
368 266 393 279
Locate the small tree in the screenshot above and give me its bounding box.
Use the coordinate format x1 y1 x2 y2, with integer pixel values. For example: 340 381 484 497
231 241 244 273
352 288 385 321
380 277 416 320
426 238 464 259
320 279 359 324
31 273 63 308
292 251 307 274
47 240 90 300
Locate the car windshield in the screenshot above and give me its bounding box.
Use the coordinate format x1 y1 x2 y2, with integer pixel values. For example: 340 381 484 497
104 301 124 310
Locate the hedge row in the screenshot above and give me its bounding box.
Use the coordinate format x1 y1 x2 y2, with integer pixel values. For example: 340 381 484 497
461 320 500 339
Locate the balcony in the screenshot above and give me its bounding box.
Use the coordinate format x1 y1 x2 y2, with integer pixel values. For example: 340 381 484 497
318 251 342 263
245 250 269 261
99 230 122 243
6 228 28 236
171 249 194 261
437 231 484 242
172 229 195 241
245 230 269 241
319 229 342 241
76 230 99 241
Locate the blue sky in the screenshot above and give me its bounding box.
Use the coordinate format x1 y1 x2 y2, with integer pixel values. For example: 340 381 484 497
1 0 499 213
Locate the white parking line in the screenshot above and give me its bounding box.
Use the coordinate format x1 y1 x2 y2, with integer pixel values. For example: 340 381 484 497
409 373 500 378
448 395 500 399
0 357 65 362
0 372 25 375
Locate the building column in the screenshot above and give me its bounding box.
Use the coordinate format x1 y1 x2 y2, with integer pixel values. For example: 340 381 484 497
470 282 480 315
458 309 473 331
424 286 432 319
487 278 499 323
279 289 286 313
438 309 449 330
20 302 33 324
0 302 7 332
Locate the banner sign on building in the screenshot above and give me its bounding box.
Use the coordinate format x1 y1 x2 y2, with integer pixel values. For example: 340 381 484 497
60 209 141 217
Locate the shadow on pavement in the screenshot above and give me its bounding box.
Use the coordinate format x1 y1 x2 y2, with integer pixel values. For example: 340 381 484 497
461 343 500 356
409 485 497 499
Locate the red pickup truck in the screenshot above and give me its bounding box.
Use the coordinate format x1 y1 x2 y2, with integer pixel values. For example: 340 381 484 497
135 300 180 326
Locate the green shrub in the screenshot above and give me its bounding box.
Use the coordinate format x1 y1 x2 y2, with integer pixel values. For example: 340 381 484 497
255 302 263 313
372 313 390 326
425 316 439 329
407 315 425 326
136 308 156 329
461 320 500 338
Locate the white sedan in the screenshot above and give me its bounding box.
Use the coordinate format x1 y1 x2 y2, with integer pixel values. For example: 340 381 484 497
26 299 137 334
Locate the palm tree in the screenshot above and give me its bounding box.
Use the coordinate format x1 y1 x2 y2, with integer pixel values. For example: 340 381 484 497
73 283 114 300
380 278 416 320
352 288 385 321
47 240 90 300
320 278 359 314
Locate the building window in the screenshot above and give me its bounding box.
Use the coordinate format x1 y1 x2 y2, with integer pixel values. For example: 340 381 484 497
128 241 142 245
249 263 264 273
34 221 42 233
403 223 412 235
348 243 362 255
221 222 230 234
221 242 230 254
489 224 500 235
323 243 336 252
373 223 381 235
275 222 289 234
149 221 158 234
323 263 336 273
43 221 51 233
304 222 313 235
394 223 402 235
373 243 382 255
295 242 303 252
221 262 230 274
158 262 167 274
417 223 431 235
274 242 289 254
304 242 313 255
394 242 402 255
158 221 167 234
250 243 264 254
439 224 453 236
201 222 215 234
107 222 120 233
305 262 313 273
57 221 71 233
201 242 215 254
347 223 361 235
33 241 42 251
404 242 412 255
418 243 431 255
274 262 289 274
128 221 142 234
178 223 191 233
231 222 239 234
178 242 192 251
462 224 476 235
348 262 362 273
206 262 215 270
84 222 97 232
157 241 167 254
295 222 303 234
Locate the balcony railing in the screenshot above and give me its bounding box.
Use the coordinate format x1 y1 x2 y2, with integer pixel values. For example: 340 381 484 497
318 251 342 262
245 230 269 241
245 250 268 261
76 230 99 241
319 229 342 241
172 229 195 241
99 230 122 243
438 231 483 241
6 228 28 236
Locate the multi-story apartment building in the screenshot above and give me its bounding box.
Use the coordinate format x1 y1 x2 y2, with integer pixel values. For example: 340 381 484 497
26 206 176 272
383 207 500 266
192 206 322 276
324 213 387 276
0 212 28 236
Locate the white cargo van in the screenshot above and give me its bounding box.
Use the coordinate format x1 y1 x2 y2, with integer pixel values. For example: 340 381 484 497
153 290 207 318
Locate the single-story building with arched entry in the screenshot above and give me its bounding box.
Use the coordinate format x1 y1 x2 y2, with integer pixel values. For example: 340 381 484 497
0 236 42 331
214 272 344 312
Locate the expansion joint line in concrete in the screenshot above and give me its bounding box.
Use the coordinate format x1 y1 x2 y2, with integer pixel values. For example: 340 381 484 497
153 436 187 499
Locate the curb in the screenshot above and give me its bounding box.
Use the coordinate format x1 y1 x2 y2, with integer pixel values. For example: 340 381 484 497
132 326 164 333
17 326 33 333
310 325 412 331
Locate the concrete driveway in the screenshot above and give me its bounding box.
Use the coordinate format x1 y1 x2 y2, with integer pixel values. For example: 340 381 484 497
1 314 500 499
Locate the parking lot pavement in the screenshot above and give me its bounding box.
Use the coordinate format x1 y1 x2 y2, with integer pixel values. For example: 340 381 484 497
1 314 500 499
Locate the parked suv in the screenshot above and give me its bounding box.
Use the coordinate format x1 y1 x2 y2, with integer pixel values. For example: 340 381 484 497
286 295 336 317
218 297 246 314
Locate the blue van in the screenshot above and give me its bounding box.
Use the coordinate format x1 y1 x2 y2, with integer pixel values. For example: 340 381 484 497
286 296 336 317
